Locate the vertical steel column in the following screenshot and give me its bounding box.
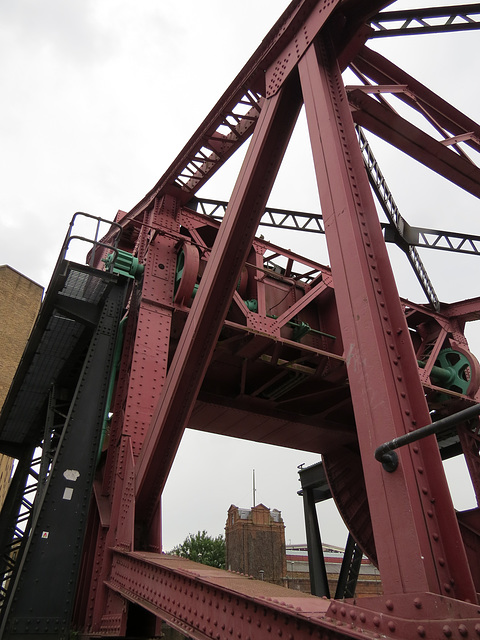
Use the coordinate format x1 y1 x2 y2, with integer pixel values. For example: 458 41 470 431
301 486 330 597
298 34 475 600
88 196 180 634
1 280 127 639
112 195 179 459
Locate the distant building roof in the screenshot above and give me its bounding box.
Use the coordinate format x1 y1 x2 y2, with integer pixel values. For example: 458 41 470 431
227 504 284 523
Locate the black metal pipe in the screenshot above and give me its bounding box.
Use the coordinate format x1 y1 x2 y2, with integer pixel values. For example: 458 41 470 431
375 402 480 472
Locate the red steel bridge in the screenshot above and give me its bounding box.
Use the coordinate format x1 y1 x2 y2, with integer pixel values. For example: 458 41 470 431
2 1 480 638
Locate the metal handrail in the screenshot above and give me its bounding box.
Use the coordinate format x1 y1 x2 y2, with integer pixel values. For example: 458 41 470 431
59 212 123 268
375 402 480 471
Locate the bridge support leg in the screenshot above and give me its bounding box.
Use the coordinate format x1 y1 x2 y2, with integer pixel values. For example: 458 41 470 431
301 485 330 597
1 280 127 639
298 31 475 601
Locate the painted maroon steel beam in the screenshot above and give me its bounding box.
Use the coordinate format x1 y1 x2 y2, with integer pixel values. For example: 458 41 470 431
104 551 357 640
264 0 367 99
442 296 480 321
76 197 182 634
106 550 480 640
352 45 480 155
271 278 332 331
349 88 480 199
298 32 476 600
334 0 394 29
135 74 304 522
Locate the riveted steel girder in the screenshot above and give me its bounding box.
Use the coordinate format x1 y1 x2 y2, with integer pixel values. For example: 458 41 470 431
369 4 480 37
106 551 480 640
105 551 359 640
298 30 476 599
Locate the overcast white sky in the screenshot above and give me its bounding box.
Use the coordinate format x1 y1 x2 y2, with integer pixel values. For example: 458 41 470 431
1 1 479 551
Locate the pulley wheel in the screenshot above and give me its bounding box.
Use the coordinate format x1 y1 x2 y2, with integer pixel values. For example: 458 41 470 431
174 243 200 304
432 347 480 398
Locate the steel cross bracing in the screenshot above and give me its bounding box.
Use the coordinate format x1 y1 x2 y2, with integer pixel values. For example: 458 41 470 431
112 2 480 231
192 196 480 257
368 4 480 37
3 1 480 639
355 125 440 310
0 386 71 618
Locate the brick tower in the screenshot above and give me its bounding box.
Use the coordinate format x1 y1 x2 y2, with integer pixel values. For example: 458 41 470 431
0 266 43 508
225 504 287 585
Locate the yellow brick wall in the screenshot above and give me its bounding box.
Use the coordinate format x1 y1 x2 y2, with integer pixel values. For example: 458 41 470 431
0 265 43 508
286 570 383 598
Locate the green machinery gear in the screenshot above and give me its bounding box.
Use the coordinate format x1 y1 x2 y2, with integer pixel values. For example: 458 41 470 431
103 249 144 279
422 347 476 397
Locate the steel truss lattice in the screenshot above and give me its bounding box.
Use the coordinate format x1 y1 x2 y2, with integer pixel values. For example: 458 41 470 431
2 2 480 640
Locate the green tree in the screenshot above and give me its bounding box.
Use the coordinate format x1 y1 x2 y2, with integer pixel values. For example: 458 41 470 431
170 530 226 569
